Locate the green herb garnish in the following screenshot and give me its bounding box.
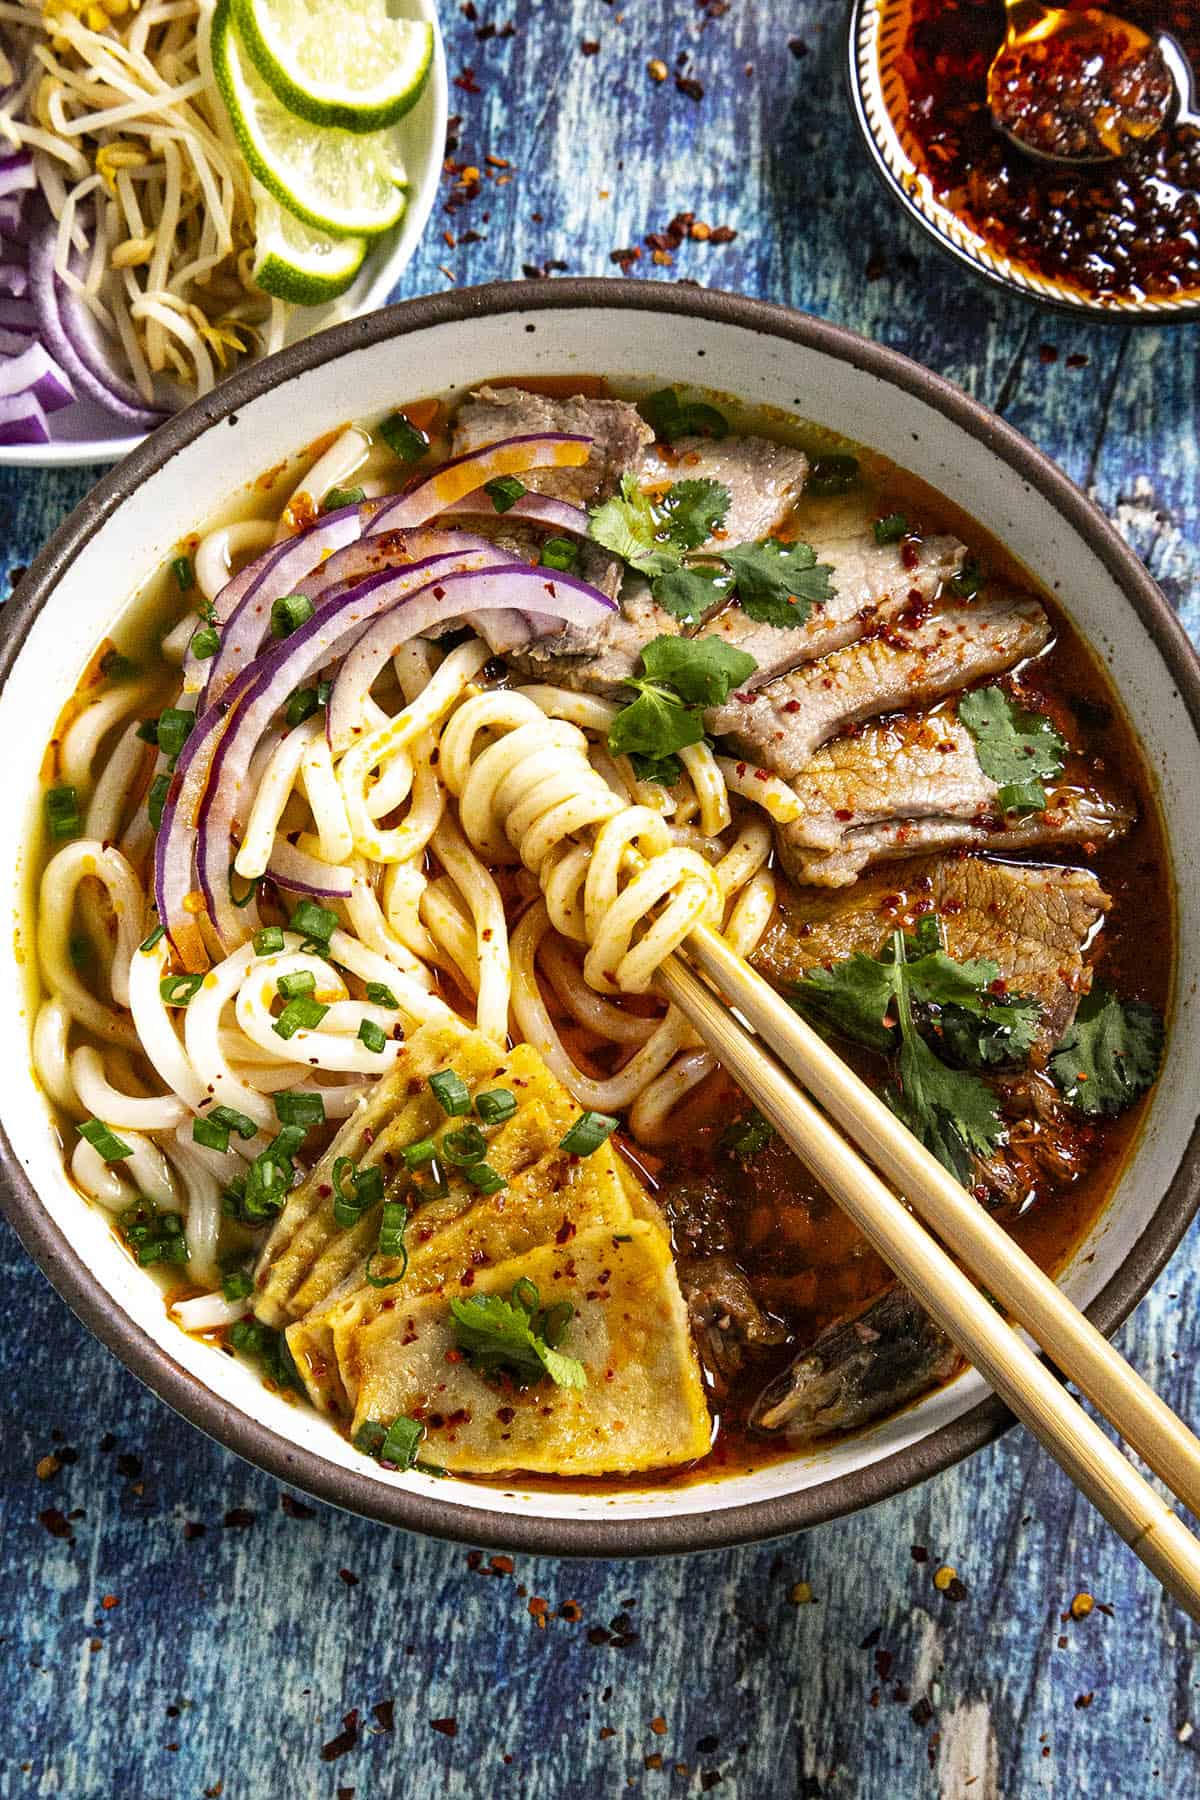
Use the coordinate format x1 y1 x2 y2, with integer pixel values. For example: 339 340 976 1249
119 1200 189 1267
228 1317 300 1389
160 972 204 1007
540 536 579 572
157 707 195 760
45 785 81 841
872 512 909 545
322 484 365 512
560 1111 619 1156
358 1017 388 1054
450 1281 586 1390
640 388 729 442
271 592 315 639
273 995 329 1039
190 625 220 660
78 1118 133 1163
607 634 757 768
474 1088 517 1126
273 1091 325 1128
484 474 525 512
958 686 1067 815
1049 985 1164 1117
429 1068 471 1116
378 412 429 463
365 981 399 1009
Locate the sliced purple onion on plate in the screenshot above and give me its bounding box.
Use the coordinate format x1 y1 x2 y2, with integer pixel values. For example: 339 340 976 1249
0 342 73 412
0 389 47 445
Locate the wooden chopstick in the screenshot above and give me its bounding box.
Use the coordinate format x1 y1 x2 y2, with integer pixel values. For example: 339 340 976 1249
682 920 1200 1519
655 941 1200 1624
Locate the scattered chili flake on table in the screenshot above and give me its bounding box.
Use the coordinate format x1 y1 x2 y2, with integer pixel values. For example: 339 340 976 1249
321 1712 360 1762
372 1700 395 1733
1070 1590 1096 1619
675 74 704 101
38 1507 72 1540
100 1594 120 1611
222 1506 255 1529
932 1563 958 1591
431 1717 458 1738
280 1493 314 1519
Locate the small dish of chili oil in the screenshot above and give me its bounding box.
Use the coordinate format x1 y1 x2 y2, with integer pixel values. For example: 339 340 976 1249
847 0 1200 318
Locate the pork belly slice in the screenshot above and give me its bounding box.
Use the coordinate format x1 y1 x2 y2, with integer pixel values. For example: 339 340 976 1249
777 713 1135 888
706 527 967 692
709 595 1051 774
754 853 1109 1047
639 432 809 545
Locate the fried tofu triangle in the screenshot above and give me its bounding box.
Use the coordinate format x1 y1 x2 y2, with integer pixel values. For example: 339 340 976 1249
347 1223 711 1476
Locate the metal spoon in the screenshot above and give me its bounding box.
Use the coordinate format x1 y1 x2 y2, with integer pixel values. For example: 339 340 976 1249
987 1 1198 166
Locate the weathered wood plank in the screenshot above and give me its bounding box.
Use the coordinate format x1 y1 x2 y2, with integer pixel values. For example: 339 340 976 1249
1 2 1198 1796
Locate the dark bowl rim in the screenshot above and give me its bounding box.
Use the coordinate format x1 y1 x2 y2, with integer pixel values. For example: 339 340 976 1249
2 275 1199 1558
841 0 1200 328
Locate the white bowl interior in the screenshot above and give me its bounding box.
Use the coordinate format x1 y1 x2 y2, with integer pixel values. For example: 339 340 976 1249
0 0 447 469
1 301 1195 1529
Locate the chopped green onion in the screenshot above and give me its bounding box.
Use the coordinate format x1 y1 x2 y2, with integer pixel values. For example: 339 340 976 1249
276 969 315 1000
253 926 285 955
119 1201 189 1267
194 596 216 624
285 685 320 727
147 773 171 832
100 648 138 682
474 1088 517 1126
190 624 220 660
429 1068 470 1116
807 453 859 496
69 934 90 969
160 972 204 1007
365 1200 410 1287
484 474 526 513
157 707 195 760
322 484 365 512
378 412 429 463
139 924 165 952
401 1137 436 1170
289 899 337 945
380 1414 424 1468
273 1091 325 1128
355 1419 388 1456
136 717 160 743
228 1317 298 1388
270 1123 307 1162
44 785 81 841
541 1300 574 1348
221 1269 254 1302
271 592 316 638
441 1123 487 1166
358 1018 388 1054
365 981 399 1009
211 1104 258 1141
172 554 194 591
872 512 909 545
229 865 259 909
193 1115 231 1153
511 1276 539 1314
332 1156 383 1227
951 559 983 599
540 536 578 572
560 1111 619 1156
79 1118 132 1162
463 1161 505 1194
273 995 329 1039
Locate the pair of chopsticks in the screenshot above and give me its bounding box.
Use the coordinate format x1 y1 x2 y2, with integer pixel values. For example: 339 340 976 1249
656 920 1200 1622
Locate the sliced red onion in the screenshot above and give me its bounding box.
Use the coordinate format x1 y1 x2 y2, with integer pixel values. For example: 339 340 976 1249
0 297 35 331
0 389 47 445
369 433 591 532
0 341 74 412
0 326 32 355
28 216 168 428
267 838 353 899
187 503 363 705
295 524 500 603
0 197 25 238
437 488 590 537
0 153 35 200
194 560 616 955
0 261 27 296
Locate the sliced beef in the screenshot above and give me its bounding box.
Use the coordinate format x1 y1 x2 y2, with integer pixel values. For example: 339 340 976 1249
707 596 1050 774
640 432 809 545
510 575 683 691
677 1255 788 1395
750 1286 961 1442
705 524 966 693
777 713 1135 887
753 853 1109 1041
451 383 653 507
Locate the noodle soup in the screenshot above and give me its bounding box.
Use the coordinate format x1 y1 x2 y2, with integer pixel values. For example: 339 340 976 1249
31 378 1170 1484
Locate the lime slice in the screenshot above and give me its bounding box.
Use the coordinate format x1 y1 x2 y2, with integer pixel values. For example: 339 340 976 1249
211 0 409 239
232 0 433 133
252 188 367 303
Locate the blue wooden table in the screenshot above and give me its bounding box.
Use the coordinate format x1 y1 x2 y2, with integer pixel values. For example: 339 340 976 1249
3 4 1199 1795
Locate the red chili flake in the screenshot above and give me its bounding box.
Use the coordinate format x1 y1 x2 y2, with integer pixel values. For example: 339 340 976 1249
490 1554 515 1576
709 225 737 244
1066 352 1089 368
38 1508 73 1540
100 1594 120 1611
338 1569 360 1588
183 1520 206 1541
650 1716 668 1735
430 1717 458 1737
645 1754 664 1771
558 1600 582 1623
581 38 599 55
697 1734 720 1753
1038 343 1059 364
454 67 481 93
860 1626 882 1650
372 1700 395 1733
281 1494 314 1520
466 1550 483 1570
699 1773 723 1793
1075 1692 1095 1709
910 1696 934 1728
555 1216 577 1245
222 1507 255 1529
675 74 704 101
599 1726 616 1740
321 1711 360 1762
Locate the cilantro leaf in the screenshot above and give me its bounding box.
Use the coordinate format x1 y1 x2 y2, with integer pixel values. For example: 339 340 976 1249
722 538 836 628
449 1291 586 1390
607 686 706 761
790 953 899 1055
652 562 732 625
641 388 729 442
939 995 1042 1069
1049 985 1164 1117
637 634 758 706
723 1107 775 1159
588 474 680 577
629 750 683 786
657 479 731 550
888 1030 1004 1185
958 687 1067 815
806 453 859 496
